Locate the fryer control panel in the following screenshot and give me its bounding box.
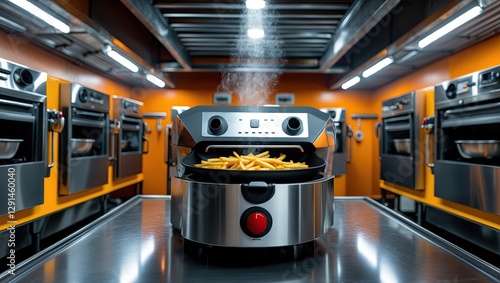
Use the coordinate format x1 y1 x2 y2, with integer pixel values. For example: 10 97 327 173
201 112 309 138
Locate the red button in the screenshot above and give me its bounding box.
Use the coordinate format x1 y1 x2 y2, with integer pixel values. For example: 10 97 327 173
246 212 267 235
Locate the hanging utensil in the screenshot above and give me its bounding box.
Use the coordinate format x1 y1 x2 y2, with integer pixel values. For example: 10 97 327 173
355 118 364 142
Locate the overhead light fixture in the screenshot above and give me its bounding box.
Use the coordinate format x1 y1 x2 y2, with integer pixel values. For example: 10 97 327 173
341 76 360 90
362 57 394 78
146 74 166 88
418 6 482 49
246 0 265 10
9 0 70 33
103 45 139 73
247 28 264 39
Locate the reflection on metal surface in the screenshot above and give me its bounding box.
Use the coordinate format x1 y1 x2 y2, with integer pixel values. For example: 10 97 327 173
380 257 399 283
357 235 378 268
1 197 498 282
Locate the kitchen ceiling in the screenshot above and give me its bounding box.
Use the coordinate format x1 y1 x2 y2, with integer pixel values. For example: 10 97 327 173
0 0 499 90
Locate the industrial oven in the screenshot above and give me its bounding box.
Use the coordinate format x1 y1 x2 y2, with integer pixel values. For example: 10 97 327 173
433 66 500 215
0 59 55 215
111 96 147 179
377 91 425 190
59 83 110 195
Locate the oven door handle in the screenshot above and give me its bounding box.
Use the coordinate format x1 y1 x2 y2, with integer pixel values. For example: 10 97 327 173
422 121 434 171
47 110 65 169
121 116 142 124
425 131 434 170
375 122 381 160
109 130 115 162
74 110 105 119
444 102 500 118
204 144 304 152
375 122 381 139
120 124 141 131
0 111 35 123
0 98 34 109
165 125 170 164
71 118 105 128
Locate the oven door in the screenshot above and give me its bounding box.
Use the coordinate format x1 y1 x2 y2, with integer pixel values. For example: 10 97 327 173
115 116 143 178
380 114 419 189
435 100 500 215
59 108 109 195
0 89 46 215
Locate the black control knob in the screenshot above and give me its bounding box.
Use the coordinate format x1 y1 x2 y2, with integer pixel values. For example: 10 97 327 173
13 68 33 86
208 116 228 135
445 83 457 99
283 116 303 135
78 88 89 103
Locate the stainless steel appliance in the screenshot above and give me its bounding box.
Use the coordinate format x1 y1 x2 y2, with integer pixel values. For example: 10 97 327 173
377 91 425 190
59 83 110 195
111 96 147 179
166 106 190 195
0 58 57 215
170 106 335 248
321 108 347 175
433 66 500 215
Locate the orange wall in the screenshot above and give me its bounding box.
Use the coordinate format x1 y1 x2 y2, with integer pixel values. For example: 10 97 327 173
371 34 500 229
0 31 144 231
140 73 377 197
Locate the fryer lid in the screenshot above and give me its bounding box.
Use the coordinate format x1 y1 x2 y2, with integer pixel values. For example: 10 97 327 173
181 149 326 183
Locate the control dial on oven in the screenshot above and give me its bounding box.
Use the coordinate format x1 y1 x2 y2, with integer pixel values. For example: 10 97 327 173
13 68 33 86
445 83 457 99
78 88 89 103
240 207 272 238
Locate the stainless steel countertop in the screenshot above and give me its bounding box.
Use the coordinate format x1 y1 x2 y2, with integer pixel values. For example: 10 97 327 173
2 196 499 282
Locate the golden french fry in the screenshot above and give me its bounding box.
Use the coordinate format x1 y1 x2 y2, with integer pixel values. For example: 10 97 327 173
255 159 276 170
254 151 269 158
244 161 255 170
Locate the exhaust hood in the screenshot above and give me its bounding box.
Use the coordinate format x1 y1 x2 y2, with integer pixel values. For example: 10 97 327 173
0 0 499 90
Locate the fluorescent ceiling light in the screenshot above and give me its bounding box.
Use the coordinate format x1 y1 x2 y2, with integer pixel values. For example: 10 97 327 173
247 28 264 39
362 57 394 78
246 0 265 10
341 76 360 90
9 0 70 33
146 74 166 88
418 6 482 49
104 47 139 73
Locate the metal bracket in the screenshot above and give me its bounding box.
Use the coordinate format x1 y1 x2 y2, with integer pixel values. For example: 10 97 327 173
143 112 167 133
351 114 379 119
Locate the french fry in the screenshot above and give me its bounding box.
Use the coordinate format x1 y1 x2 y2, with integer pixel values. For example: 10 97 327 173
255 159 276 170
254 151 269 158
